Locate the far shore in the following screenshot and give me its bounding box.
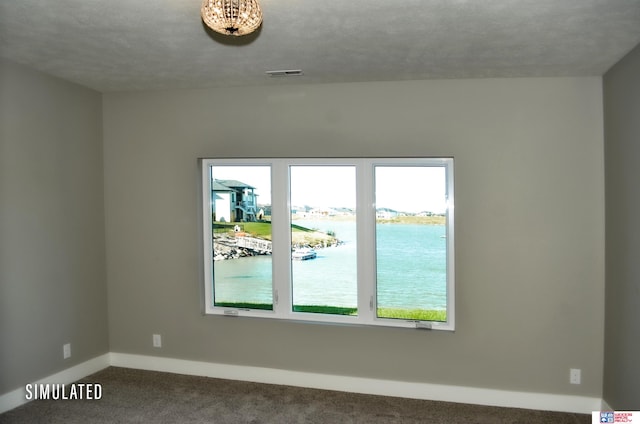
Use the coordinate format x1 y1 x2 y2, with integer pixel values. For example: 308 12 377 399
290 214 446 225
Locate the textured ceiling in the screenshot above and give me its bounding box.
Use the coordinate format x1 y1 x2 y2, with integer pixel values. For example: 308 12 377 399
1 0 640 93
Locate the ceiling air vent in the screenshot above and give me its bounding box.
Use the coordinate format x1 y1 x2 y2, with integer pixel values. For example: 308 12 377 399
265 69 304 77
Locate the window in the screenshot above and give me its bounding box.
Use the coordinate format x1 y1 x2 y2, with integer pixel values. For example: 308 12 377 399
200 158 455 330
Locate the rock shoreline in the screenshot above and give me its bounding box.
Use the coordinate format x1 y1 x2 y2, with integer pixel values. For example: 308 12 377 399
212 234 343 261
213 235 270 261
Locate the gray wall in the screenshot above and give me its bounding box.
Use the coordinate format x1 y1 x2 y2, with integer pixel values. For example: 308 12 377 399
103 77 605 397
603 43 640 409
0 59 108 394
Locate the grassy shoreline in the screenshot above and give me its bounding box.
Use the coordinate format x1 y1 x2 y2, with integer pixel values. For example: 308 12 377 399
213 221 337 246
214 302 446 322
214 215 445 244
376 215 445 225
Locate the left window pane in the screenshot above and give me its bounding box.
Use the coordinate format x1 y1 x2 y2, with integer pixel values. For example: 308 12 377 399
210 166 273 310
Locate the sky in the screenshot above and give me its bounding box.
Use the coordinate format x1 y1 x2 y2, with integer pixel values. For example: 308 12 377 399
211 165 447 214
375 166 446 213
290 166 356 209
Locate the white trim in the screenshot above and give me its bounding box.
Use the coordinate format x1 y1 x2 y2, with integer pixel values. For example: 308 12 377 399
200 158 455 330
0 354 110 414
110 353 601 414
1 352 603 415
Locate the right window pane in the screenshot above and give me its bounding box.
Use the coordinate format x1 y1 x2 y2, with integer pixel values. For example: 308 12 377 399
375 166 448 322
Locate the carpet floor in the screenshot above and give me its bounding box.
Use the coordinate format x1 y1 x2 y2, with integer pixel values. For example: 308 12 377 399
0 367 591 423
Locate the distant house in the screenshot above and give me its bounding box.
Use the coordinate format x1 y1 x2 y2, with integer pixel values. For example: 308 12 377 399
212 179 259 222
376 208 398 220
310 207 338 217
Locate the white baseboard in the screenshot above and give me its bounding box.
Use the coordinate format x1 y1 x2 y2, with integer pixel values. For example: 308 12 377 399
110 352 602 414
0 354 110 414
0 352 603 415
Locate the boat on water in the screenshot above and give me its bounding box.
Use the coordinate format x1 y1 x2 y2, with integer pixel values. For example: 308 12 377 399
291 248 317 260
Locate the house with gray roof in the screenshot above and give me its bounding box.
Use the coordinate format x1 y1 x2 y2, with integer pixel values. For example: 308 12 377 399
212 179 259 222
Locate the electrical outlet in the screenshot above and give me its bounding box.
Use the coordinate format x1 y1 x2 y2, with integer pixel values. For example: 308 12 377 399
570 368 581 385
153 334 162 348
63 343 71 359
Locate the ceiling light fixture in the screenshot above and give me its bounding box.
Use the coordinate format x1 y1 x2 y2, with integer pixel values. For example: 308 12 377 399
201 0 263 36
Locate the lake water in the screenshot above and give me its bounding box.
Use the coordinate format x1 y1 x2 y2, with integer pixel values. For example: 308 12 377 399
213 219 447 310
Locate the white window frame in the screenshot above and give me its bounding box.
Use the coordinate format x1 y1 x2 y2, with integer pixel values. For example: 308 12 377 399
200 158 455 331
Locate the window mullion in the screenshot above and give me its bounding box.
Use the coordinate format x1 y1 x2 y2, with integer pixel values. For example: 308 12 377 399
356 159 376 324
201 160 215 314
271 160 292 319
444 160 455 330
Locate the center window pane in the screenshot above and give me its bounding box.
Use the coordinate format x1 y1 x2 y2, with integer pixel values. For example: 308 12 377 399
289 166 358 315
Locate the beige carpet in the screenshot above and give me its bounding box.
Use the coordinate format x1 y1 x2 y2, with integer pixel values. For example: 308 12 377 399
0 367 590 423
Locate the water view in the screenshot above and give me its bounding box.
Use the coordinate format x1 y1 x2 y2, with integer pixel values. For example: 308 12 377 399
213 219 447 311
